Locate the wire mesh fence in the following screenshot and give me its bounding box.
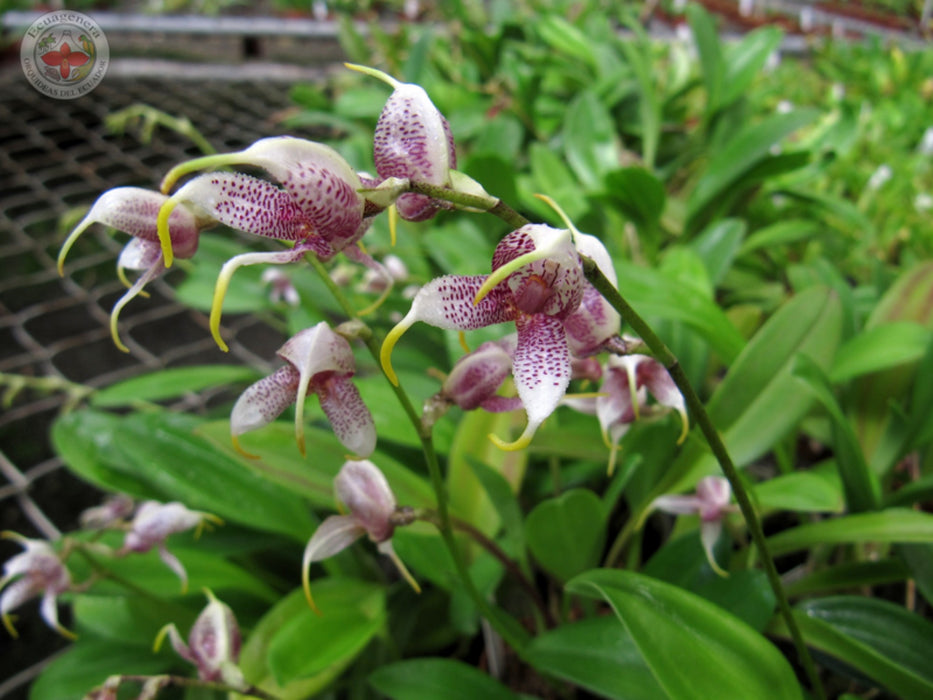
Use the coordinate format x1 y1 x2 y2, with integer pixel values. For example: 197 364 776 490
0 69 317 696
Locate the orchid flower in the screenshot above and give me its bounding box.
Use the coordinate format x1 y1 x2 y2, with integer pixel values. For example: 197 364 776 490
0 532 73 639
57 187 204 352
423 335 521 427
302 460 418 612
230 322 376 459
154 589 245 688
155 137 380 350
651 476 735 576
120 501 221 592
347 64 456 222
382 223 585 450
566 353 688 475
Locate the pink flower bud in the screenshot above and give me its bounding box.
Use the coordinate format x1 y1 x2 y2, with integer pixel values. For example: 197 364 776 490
0 533 73 638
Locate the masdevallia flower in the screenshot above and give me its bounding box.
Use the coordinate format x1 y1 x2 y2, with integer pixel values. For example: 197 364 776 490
155 137 380 350
302 460 418 612
347 64 456 222
231 322 376 459
651 476 735 576
57 187 205 352
382 224 584 450
155 589 245 688
120 501 221 592
0 532 74 639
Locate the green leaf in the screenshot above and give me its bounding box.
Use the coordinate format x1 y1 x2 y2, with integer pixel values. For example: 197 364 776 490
830 322 931 383
599 168 666 234
91 365 259 407
770 597 933 699
784 559 910 597
525 490 605 582
767 508 933 556
659 286 842 498
524 142 587 221
753 465 844 514
738 219 820 256
687 109 817 229
29 639 172 700
267 578 386 684
526 617 666 700
690 218 746 287
466 456 527 563
563 90 620 189
53 409 313 541
685 4 724 116
73 595 179 646
721 26 784 106
615 259 746 363
369 658 520 700
791 354 880 512
567 569 802 700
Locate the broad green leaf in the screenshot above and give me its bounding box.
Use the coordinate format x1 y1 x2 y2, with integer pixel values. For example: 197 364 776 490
686 4 724 116
738 219 821 256
770 598 933 699
267 578 386 684
829 322 931 383
722 26 784 105
524 142 587 220
197 420 435 512
29 639 172 700
615 259 746 363
563 90 620 189
599 168 666 234
369 658 520 700
792 354 880 512
753 465 844 514
616 23 661 168
466 455 527 564
526 617 666 700
73 595 193 647
568 569 802 700
525 489 605 582
687 109 817 230
897 544 933 606
53 410 313 541
658 286 842 498
91 365 259 407
767 509 933 556
535 15 597 69
784 559 910 597
690 218 746 287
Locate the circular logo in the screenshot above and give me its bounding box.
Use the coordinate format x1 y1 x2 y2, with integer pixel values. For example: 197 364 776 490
20 11 110 100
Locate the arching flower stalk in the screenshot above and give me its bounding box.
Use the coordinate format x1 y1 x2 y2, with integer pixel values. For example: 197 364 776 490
302 460 418 613
230 322 376 459
56 187 205 352
382 224 585 450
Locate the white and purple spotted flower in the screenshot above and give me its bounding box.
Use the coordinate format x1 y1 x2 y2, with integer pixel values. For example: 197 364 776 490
155 137 388 350
57 187 204 353
155 589 245 688
651 476 735 576
120 501 220 592
382 224 585 449
231 322 376 459
0 532 74 639
348 64 456 222
302 460 418 612
566 353 688 475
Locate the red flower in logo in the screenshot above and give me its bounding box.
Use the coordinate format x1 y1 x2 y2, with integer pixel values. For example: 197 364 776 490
41 43 89 80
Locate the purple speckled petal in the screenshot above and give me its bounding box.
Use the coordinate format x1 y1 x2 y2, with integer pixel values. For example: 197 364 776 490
395 192 439 222
156 542 189 588
170 173 310 242
564 283 620 356
303 515 366 564
316 376 376 458
374 84 452 187
335 460 396 543
512 314 572 438
405 275 512 331
442 340 515 411
277 323 356 378
479 395 524 413
117 238 163 271
230 365 301 437
595 361 641 442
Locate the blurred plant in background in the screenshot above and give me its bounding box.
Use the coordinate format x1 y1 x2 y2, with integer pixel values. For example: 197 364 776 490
4 3 933 699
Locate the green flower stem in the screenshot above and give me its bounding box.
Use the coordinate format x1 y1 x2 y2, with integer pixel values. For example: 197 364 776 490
308 256 532 654
408 181 530 230
581 256 826 700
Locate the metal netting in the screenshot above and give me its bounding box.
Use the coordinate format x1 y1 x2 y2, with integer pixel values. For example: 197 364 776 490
0 69 323 695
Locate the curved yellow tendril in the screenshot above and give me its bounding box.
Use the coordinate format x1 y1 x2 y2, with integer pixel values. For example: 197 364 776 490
487 423 535 452
379 312 416 386
156 197 179 268
343 63 403 89
472 249 548 307
388 203 398 247
152 623 173 653
534 193 583 246
231 434 260 460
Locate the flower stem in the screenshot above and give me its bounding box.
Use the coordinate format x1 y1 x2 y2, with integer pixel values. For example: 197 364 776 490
581 256 825 700
308 255 532 654
408 181 530 230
